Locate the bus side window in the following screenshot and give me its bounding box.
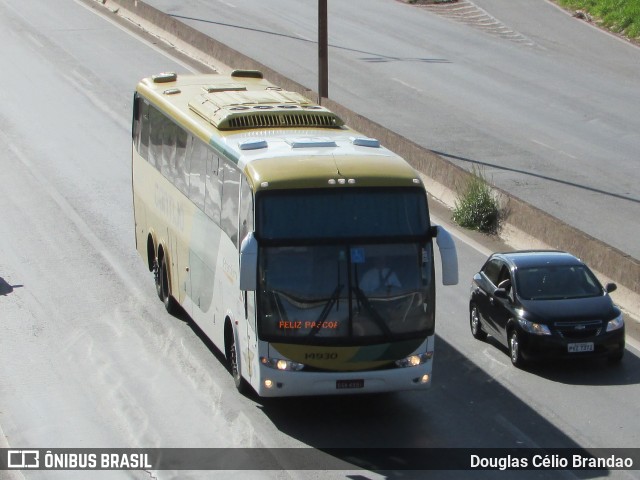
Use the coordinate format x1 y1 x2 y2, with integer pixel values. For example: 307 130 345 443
205 151 222 224
162 120 177 182
189 139 207 211
239 175 254 249
174 128 191 196
148 105 164 169
221 159 240 247
139 99 150 161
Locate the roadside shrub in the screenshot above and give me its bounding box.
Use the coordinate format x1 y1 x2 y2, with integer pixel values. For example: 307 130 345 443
452 166 500 234
556 0 640 41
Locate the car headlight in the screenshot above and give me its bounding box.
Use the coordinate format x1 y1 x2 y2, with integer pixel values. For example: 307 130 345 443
260 357 305 371
395 352 433 368
606 313 624 332
518 318 551 335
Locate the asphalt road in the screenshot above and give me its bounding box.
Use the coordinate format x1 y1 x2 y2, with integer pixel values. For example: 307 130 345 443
0 1 639 479
142 0 640 261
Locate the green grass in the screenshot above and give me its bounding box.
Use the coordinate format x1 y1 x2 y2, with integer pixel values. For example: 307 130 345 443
556 0 640 40
452 167 500 234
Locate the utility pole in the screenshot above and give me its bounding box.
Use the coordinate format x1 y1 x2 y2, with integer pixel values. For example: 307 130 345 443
318 0 328 104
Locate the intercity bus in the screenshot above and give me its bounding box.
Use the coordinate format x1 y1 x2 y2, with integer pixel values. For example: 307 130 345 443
131 70 458 396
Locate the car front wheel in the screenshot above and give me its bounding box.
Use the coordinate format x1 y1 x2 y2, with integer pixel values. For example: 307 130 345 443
509 329 525 368
470 304 487 340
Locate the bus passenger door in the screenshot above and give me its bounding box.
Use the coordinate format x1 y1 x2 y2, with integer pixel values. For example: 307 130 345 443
239 175 257 383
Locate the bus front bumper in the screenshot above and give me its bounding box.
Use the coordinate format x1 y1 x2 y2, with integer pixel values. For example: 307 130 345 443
254 361 433 397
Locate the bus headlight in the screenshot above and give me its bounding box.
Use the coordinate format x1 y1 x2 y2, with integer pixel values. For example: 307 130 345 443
260 357 305 371
395 352 432 368
606 313 624 332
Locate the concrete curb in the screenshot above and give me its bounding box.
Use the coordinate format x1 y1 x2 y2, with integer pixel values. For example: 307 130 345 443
94 0 638 325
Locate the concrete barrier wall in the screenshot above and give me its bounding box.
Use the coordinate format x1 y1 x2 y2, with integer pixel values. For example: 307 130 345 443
102 0 639 298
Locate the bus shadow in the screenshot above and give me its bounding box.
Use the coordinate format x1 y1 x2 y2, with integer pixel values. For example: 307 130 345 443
176 307 234 375
251 334 608 479
178 310 615 478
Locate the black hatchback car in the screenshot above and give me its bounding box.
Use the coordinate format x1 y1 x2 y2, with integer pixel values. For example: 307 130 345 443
469 251 625 367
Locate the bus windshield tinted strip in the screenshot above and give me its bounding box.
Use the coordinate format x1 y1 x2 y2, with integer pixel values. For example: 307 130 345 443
257 187 430 241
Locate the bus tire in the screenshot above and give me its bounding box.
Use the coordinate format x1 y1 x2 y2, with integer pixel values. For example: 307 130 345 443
154 258 162 301
159 255 178 315
150 237 162 300
226 324 249 395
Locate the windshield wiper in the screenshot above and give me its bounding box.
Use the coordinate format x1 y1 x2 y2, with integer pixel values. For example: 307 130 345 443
353 287 394 340
309 284 343 336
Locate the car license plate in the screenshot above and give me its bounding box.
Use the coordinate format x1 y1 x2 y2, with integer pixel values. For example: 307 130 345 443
336 379 364 389
568 342 594 353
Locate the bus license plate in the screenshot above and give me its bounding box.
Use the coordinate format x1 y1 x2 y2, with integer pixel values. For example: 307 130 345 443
336 379 364 389
568 342 594 353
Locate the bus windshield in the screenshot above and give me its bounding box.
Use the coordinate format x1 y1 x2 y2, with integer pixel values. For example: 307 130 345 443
258 242 434 345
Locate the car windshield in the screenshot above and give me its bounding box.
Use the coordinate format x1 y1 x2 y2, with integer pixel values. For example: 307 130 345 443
515 265 603 300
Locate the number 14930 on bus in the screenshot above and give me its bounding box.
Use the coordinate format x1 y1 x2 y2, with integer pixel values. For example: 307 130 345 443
131 70 458 397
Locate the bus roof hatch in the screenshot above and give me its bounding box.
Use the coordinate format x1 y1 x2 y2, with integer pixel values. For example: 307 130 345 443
188 89 344 130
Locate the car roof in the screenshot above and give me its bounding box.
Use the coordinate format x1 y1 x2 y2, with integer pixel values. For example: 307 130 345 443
493 250 584 269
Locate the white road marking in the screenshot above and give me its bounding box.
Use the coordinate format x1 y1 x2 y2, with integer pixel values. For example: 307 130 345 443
23 31 44 49
217 0 237 8
63 71 130 131
531 138 578 159
483 348 509 367
493 415 581 479
73 0 200 74
432 213 494 257
625 334 640 354
494 413 540 448
391 77 424 94
294 32 314 42
2 131 148 305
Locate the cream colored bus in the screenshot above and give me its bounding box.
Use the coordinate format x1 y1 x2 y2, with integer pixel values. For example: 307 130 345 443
132 70 458 397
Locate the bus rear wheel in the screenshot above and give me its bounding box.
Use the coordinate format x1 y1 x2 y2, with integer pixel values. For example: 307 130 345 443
159 255 178 315
154 259 162 300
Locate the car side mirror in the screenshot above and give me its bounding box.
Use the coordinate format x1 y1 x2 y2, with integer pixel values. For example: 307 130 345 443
434 225 458 286
494 288 510 300
605 282 617 293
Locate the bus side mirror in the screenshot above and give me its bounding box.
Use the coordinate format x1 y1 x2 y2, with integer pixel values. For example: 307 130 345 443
434 225 458 286
239 232 258 291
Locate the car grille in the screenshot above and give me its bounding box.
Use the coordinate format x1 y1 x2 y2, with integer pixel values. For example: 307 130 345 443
554 320 602 339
